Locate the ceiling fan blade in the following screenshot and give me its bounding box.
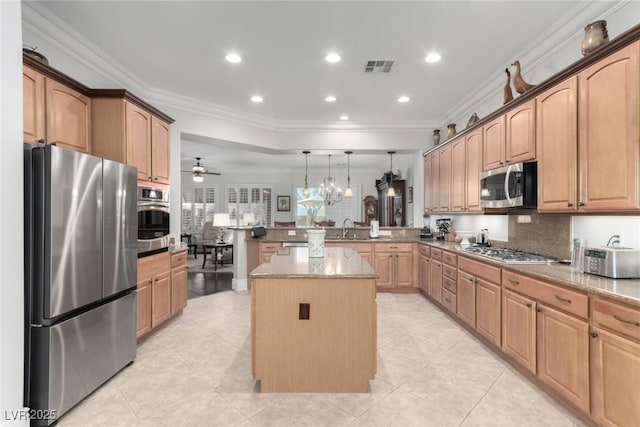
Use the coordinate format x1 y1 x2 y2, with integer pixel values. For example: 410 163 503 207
203 171 221 175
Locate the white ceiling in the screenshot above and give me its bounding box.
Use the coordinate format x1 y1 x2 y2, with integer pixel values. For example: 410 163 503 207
33 1 585 172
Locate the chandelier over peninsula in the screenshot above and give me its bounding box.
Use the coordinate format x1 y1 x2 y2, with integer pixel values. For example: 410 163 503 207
318 154 343 205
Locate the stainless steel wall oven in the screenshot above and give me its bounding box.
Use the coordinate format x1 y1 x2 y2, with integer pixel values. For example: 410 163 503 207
137 186 170 254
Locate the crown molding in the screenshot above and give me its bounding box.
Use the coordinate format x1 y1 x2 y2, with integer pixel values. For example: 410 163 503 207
436 0 625 125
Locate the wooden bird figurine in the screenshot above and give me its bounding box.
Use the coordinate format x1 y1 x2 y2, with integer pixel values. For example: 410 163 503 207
504 68 514 104
511 60 536 94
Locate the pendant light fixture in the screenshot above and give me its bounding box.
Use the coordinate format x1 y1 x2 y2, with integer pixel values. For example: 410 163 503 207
387 151 396 197
344 150 353 197
302 150 311 196
318 154 343 205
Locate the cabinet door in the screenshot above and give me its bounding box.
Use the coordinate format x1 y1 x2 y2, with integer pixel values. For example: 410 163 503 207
502 289 536 373
423 156 430 213
578 41 639 211
430 259 443 303
23 66 45 144
457 271 475 328
476 278 501 347
374 253 394 287
151 271 172 327
125 102 152 182
451 138 466 211
151 116 170 184
136 279 152 339
506 99 536 164
171 265 188 314
465 129 483 212
419 255 430 294
395 253 413 287
431 152 440 212
537 304 590 413
482 115 505 171
438 145 452 211
591 328 640 427
45 79 91 153
537 77 578 212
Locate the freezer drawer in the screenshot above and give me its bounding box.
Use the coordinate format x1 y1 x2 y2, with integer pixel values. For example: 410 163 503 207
27 292 136 426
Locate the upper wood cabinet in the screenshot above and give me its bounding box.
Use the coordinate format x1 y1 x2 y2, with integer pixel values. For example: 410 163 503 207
578 41 639 211
92 98 171 185
538 41 639 212
537 77 578 212
438 145 452 212
451 137 466 211
23 65 91 153
465 129 483 212
482 100 535 171
424 151 439 213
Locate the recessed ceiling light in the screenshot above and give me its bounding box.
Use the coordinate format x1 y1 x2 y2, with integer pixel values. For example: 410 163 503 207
225 53 242 63
340 115 349 120
425 52 442 63
325 53 341 63
397 96 410 103
325 95 337 103
250 95 263 103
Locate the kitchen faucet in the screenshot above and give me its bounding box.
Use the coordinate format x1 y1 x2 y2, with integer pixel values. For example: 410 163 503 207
606 234 621 247
342 218 354 239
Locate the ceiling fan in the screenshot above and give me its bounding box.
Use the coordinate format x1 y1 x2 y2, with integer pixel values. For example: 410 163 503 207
181 157 221 182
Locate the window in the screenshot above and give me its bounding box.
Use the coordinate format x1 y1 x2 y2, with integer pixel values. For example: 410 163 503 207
295 185 360 226
181 186 215 232
226 185 273 226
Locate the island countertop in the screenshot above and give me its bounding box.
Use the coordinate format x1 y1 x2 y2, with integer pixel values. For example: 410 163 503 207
249 246 378 279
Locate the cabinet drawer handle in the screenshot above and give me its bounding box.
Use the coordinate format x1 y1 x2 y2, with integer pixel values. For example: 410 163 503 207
578 202 585 207
567 203 574 207
508 278 520 285
390 246 398 249
613 314 640 327
554 294 572 303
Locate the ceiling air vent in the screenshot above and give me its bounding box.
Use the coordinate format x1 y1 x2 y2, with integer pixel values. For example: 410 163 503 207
364 59 395 74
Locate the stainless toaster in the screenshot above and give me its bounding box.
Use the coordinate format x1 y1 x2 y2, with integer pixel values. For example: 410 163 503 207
582 247 640 279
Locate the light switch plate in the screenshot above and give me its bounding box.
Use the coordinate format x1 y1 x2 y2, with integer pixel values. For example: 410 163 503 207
288 230 296 236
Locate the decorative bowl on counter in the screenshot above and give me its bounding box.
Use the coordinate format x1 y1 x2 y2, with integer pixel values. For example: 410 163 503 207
455 230 475 246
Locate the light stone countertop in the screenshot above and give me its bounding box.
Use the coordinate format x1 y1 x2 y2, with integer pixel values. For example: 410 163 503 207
417 240 640 308
249 247 378 279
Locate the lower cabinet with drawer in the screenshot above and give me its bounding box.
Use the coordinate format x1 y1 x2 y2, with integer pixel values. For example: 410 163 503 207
502 269 590 413
441 250 458 314
171 250 188 315
259 242 282 263
418 244 430 295
590 296 640 426
373 242 414 288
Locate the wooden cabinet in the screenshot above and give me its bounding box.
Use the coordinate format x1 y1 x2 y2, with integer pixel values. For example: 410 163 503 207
482 115 505 170
537 77 578 212
137 251 172 339
502 289 537 373
465 129 483 212
503 269 590 413
327 242 373 267
482 100 535 171
92 97 172 185
418 245 430 295
590 297 640 426
537 303 590 412
458 256 502 347
441 251 458 314
22 65 91 153
171 250 188 315
424 152 439 213
438 145 452 211
429 259 443 303
457 270 476 328
578 41 640 211
451 137 466 211
259 242 282 263
373 243 414 288
423 155 432 214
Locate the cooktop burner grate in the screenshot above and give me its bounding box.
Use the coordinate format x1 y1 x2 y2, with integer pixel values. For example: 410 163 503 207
464 246 556 264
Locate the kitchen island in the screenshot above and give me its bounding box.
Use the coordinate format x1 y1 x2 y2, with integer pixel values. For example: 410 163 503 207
249 246 378 392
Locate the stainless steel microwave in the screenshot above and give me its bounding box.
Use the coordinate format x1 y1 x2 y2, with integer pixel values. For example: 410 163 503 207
480 162 537 208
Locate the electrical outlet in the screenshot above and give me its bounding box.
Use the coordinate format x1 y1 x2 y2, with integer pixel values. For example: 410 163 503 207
288 230 296 236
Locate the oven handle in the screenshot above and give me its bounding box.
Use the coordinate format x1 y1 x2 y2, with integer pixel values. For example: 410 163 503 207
137 202 170 213
504 165 513 206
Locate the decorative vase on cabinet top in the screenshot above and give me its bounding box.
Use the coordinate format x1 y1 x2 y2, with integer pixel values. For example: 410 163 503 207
432 129 441 146
582 20 609 56
446 124 457 139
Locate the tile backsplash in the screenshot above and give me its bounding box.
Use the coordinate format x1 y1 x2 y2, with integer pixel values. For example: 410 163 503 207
500 211 571 260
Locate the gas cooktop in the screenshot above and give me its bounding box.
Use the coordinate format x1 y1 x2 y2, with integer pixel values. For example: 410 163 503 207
464 246 556 264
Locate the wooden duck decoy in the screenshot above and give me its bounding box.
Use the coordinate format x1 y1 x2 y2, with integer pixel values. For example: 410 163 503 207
504 68 514 104
511 60 536 94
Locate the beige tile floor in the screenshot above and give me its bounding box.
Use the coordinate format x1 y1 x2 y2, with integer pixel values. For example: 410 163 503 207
59 291 585 426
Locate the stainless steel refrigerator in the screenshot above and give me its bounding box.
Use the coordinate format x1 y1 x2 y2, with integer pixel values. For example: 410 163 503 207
24 145 137 426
